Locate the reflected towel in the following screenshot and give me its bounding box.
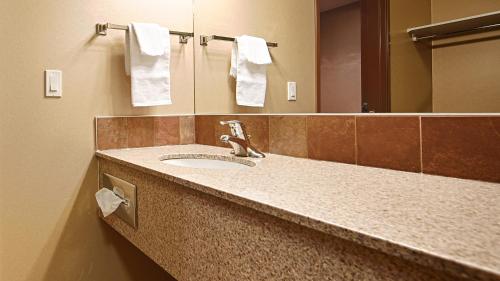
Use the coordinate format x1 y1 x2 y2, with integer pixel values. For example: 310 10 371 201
230 35 272 107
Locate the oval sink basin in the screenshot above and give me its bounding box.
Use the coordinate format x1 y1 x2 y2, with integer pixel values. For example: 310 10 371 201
160 154 255 170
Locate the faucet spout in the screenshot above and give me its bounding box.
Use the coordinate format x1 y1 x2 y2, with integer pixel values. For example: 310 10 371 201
220 135 247 156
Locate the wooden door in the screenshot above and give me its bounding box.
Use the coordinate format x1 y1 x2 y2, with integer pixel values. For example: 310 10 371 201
361 0 390 112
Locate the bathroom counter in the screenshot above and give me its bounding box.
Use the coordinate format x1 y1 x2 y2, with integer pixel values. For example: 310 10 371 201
96 144 500 281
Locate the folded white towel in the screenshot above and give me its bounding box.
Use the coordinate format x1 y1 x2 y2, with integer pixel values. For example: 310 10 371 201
132 23 169 56
230 35 272 107
125 23 171 107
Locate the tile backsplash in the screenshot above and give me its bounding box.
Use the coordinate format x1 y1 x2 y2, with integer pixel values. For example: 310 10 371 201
269 116 308 158
421 117 500 183
96 114 500 183
96 116 195 150
356 116 421 173
306 116 356 164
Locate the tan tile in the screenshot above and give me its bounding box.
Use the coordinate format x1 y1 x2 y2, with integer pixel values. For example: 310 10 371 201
154 117 180 146
307 116 355 164
269 116 308 158
237 115 269 152
422 117 500 183
127 117 154 148
195 115 217 146
179 116 195 144
96 117 128 150
356 116 421 173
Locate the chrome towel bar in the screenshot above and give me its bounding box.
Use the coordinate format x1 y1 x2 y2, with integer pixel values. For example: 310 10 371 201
407 11 500 41
95 23 194 44
200 35 278 47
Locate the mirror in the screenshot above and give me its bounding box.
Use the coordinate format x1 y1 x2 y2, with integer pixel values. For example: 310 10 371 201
193 0 316 114
192 0 500 113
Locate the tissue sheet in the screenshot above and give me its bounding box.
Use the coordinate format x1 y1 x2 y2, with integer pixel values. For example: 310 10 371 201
95 188 124 217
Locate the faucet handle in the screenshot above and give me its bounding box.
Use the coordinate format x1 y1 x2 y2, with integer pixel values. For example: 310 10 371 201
219 120 241 126
220 120 246 138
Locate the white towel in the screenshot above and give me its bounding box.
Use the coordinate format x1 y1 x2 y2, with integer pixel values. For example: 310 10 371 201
230 35 272 107
132 23 169 56
125 23 171 107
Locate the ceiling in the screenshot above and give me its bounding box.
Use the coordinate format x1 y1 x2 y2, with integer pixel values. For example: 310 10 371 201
319 0 359 12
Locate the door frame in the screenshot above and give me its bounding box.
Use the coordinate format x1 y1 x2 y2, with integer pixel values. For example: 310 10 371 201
361 0 390 113
315 0 321 112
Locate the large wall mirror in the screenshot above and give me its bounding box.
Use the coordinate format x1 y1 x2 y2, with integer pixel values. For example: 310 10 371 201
191 0 500 114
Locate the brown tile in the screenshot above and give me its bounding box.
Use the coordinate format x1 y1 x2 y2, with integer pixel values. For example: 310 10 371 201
96 117 128 150
356 116 421 173
179 116 196 144
307 116 356 164
237 115 270 152
421 117 500 183
195 115 217 146
154 117 180 146
127 117 154 148
269 116 308 158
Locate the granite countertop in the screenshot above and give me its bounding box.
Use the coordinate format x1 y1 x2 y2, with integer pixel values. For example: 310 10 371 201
96 144 500 281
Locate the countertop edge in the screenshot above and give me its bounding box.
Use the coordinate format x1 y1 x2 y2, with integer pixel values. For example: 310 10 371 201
95 151 500 281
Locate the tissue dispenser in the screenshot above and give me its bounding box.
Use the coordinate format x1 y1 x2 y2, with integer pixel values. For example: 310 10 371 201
100 173 137 229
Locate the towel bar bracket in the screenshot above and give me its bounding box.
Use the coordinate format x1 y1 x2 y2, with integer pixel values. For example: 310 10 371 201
200 35 213 46
95 23 109 36
179 35 189 44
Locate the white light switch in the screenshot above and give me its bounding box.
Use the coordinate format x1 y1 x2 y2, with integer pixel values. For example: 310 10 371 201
45 70 62 97
287 81 297 101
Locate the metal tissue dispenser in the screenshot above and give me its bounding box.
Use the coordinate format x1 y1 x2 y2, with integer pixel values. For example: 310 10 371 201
99 173 137 229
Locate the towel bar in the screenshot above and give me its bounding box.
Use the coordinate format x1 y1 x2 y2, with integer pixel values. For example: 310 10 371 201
407 11 500 41
200 35 278 47
96 23 194 44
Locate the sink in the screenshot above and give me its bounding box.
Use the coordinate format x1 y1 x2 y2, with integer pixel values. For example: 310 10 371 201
160 154 255 170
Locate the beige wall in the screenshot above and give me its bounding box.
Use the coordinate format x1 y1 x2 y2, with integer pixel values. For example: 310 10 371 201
0 0 193 280
193 0 317 114
320 2 361 113
390 0 432 112
432 0 500 112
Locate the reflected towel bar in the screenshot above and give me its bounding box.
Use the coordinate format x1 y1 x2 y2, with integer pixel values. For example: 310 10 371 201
407 11 500 41
200 35 278 48
95 23 194 44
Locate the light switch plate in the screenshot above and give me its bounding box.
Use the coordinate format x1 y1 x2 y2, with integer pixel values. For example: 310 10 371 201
45 70 62 97
287 81 297 101
101 173 137 229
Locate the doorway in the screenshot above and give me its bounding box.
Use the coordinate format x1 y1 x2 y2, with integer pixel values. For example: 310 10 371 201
316 0 389 113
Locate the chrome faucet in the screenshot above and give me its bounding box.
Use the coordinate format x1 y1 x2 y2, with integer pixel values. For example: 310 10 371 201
219 120 265 158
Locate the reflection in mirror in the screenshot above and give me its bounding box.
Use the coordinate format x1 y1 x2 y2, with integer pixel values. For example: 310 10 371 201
390 1 500 113
319 0 363 113
194 0 317 114
193 0 500 114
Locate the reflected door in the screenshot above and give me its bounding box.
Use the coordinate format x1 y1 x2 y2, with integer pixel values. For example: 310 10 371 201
317 0 389 113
